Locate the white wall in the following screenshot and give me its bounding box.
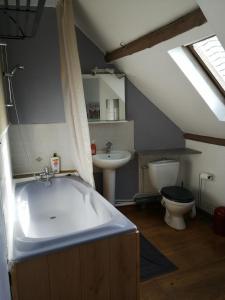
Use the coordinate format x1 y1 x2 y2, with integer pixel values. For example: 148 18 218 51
197 0 225 51
75 0 225 138
0 130 12 300
0 48 11 300
9 122 134 175
74 0 225 211
9 123 74 174
181 140 225 214
89 121 134 151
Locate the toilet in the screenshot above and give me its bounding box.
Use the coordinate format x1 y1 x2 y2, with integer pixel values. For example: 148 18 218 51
148 160 195 230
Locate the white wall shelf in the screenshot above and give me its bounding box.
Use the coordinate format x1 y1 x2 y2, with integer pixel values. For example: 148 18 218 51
137 148 202 156
88 120 129 125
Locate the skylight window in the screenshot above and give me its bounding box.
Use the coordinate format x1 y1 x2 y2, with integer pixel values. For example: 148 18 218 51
168 46 225 121
189 36 225 96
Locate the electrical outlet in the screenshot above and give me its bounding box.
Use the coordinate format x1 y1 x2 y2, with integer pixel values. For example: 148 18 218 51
208 174 214 181
200 172 214 181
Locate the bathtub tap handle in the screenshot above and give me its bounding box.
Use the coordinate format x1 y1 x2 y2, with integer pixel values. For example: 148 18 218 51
37 166 54 182
43 166 50 174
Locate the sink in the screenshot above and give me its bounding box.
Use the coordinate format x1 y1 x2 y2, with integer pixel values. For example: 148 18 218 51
93 151 132 205
93 150 131 169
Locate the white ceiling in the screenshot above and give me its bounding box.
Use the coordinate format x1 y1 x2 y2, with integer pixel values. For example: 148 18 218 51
74 0 225 138
74 0 198 51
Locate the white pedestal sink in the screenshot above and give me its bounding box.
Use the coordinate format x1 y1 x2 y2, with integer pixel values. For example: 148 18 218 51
93 151 132 205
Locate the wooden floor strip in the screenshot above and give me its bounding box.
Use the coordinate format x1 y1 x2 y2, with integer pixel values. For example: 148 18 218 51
120 204 225 300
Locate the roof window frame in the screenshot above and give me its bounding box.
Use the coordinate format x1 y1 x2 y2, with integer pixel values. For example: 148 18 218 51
187 35 225 99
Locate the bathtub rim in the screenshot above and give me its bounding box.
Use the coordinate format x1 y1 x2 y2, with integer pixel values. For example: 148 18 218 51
9 175 137 263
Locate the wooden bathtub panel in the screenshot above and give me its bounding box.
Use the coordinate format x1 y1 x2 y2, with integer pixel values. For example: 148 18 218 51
109 232 140 300
80 239 110 300
11 231 139 300
47 246 82 300
11 255 50 300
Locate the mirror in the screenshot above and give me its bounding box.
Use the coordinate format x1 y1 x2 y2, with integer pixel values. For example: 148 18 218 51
82 74 125 122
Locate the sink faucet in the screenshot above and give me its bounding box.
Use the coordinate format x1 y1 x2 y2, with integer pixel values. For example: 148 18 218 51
105 141 112 154
36 166 54 182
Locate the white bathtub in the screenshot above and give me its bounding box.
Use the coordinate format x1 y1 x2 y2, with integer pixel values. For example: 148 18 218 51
9 175 136 262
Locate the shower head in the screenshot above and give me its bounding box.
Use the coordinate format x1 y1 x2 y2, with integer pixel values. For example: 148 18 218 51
4 64 24 77
10 65 24 76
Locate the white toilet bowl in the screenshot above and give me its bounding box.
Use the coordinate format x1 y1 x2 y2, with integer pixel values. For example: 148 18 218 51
148 160 195 230
161 186 195 230
162 197 195 230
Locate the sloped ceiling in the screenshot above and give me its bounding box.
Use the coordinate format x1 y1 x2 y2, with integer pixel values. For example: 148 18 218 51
74 0 225 138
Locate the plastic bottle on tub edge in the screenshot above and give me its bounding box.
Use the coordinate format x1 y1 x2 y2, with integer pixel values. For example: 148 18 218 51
50 153 60 174
91 140 96 155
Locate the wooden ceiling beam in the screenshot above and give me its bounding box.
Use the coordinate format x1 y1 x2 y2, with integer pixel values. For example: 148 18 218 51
184 133 225 147
105 8 207 62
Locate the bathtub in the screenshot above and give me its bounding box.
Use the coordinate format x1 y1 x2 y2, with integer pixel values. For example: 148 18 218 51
9 175 136 262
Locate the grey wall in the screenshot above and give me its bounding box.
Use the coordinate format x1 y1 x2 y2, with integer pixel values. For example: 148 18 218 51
75 28 115 74
76 28 184 151
7 8 64 124
6 7 184 199
76 27 184 198
126 81 184 151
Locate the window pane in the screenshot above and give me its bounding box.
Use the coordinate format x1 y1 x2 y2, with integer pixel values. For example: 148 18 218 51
193 36 225 91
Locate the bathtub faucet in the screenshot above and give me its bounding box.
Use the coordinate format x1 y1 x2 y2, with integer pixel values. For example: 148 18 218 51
37 167 54 182
105 141 112 154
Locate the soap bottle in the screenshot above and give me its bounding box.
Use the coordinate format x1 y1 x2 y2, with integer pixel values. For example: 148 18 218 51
50 153 60 174
91 140 96 155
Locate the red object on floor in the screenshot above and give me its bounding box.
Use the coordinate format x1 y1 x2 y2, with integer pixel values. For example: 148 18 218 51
213 207 225 236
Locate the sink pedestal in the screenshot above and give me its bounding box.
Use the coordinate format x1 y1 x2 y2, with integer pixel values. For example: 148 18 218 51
93 151 132 206
103 169 116 205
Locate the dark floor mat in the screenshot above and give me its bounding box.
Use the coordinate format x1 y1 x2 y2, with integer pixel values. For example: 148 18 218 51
140 234 177 281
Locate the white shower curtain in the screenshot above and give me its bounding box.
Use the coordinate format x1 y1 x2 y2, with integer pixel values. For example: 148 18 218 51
56 0 94 187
